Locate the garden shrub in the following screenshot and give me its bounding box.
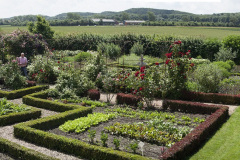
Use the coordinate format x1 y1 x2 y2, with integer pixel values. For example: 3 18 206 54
190 63 224 93
219 76 240 95
0 60 27 90
105 43 121 60
52 71 95 99
1 29 49 58
213 61 232 71
87 89 100 101
222 35 240 64
130 42 144 56
84 53 106 81
214 47 236 62
74 51 92 62
27 55 59 83
116 93 141 106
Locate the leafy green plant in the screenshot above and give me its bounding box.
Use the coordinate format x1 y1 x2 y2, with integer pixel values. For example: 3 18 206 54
100 131 108 147
130 42 144 56
181 116 191 122
59 113 116 133
88 130 96 144
74 52 92 62
214 47 236 62
1 60 27 89
0 98 30 116
129 141 138 153
113 138 120 150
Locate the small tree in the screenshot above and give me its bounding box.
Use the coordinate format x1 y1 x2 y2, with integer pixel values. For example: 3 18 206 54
28 16 54 40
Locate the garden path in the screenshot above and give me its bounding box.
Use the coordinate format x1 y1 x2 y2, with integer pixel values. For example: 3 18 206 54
99 93 238 115
0 98 83 160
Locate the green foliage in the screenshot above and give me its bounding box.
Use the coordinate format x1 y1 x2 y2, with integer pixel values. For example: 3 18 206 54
213 61 232 71
214 47 236 61
28 16 54 40
129 141 138 153
222 35 240 64
100 131 108 147
113 138 120 150
130 42 144 56
65 98 107 107
0 98 30 116
59 113 116 133
190 63 224 93
52 71 94 99
27 55 58 83
0 60 27 89
88 130 96 144
84 53 106 81
1 29 49 57
219 76 240 95
105 43 121 60
74 51 92 62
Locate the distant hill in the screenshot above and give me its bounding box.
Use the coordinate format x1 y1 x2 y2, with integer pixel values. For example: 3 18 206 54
1 8 240 27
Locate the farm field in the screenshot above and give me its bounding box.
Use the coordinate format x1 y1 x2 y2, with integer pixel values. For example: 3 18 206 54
1 25 240 39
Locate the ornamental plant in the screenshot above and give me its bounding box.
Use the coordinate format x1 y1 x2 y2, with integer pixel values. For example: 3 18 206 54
163 40 194 98
27 55 59 83
1 29 49 58
0 60 27 89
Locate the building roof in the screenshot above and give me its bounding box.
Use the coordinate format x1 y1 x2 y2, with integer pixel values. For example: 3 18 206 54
92 19 116 23
124 20 146 23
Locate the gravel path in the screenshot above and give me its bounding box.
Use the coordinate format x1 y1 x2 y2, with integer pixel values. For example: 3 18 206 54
1 93 238 160
99 93 238 115
1 98 83 160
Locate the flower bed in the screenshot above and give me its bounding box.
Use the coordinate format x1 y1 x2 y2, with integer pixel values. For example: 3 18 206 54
14 91 229 160
0 98 41 126
0 85 49 100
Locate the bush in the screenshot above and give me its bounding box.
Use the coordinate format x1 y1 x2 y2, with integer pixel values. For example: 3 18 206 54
219 76 240 95
27 55 58 83
1 29 49 58
222 35 240 64
191 63 224 93
53 71 95 99
214 47 236 62
130 42 144 56
0 60 27 90
74 52 92 62
213 61 232 72
116 93 141 106
105 43 121 60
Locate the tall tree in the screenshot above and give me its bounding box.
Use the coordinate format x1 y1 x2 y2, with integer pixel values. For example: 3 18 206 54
148 12 156 21
67 13 81 20
121 12 129 21
28 16 54 40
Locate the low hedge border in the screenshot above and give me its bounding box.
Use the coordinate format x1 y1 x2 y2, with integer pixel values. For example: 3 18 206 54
22 90 85 112
116 93 141 106
0 137 58 160
0 106 41 126
161 100 229 160
181 90 240 105
17 91 229 160
0 85 49 100
16 90 151 160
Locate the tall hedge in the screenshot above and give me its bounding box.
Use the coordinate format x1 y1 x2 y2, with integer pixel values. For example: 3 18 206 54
49 33 223 59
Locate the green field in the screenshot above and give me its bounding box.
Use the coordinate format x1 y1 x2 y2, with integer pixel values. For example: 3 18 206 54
1 25 240 39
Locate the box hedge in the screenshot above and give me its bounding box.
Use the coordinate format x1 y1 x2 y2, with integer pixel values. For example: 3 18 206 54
0 85 49 100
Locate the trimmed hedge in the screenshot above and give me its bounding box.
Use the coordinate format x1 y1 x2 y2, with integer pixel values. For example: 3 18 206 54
0 106 41 126
16 91 229 160
87 89 100 101
0 137 58 160
116 93 141 106
161 100 229 160
0 85 49 100
181 90 240 105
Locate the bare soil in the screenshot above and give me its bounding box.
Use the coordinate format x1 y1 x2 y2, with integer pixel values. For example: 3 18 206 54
48 105 209 160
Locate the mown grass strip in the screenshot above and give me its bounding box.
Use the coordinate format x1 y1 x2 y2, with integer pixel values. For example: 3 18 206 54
189 107 240 160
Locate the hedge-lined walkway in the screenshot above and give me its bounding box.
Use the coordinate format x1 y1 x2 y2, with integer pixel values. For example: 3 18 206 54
0 93 239 160
0 98 83 160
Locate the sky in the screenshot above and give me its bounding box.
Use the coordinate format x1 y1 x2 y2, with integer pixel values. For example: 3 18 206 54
0 0 240 18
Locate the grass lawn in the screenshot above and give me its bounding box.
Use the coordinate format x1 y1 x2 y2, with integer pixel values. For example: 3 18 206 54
189 107 240 160
118 53 163 66
1 25 240 39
